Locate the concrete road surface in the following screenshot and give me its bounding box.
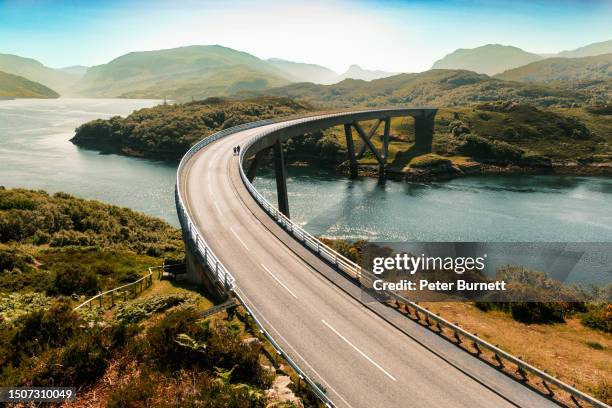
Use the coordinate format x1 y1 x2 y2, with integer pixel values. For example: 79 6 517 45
179 119 557 408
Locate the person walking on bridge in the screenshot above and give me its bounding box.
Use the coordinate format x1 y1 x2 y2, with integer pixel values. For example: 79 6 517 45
232 146 236 156
236 145 241 155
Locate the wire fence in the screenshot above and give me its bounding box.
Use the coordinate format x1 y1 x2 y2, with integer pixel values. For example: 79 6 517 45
73 266 160 311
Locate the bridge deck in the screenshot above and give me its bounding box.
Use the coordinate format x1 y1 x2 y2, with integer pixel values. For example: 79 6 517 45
179 118 556 408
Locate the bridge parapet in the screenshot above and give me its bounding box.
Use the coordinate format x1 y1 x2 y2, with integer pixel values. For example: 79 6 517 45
176 109 609 408
236 110 608 408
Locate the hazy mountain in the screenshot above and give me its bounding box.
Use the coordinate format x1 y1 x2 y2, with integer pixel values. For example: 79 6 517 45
0 70 59 98
431 44 543 76
557 39 612 58
59 65 88 77
267 58 338 84
339 64 395 81
496 53 612 83
74 45 292 98
244 69 602 108
0 54 79 94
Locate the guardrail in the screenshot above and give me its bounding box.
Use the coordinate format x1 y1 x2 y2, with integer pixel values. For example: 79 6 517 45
175 119 337 407
73 266 158 311
236 113 610 408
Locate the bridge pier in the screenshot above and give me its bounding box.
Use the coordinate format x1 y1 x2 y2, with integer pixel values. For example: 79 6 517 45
273 139 290 218
344 124 358 178
413 110 436 154
246 150 265 182
183 233 229 302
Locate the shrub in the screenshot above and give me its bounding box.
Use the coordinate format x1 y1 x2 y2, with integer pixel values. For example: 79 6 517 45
319 238 365 264
509 302 566 324
33 330 109 387
143 308 208 371
8 302 78 361
115 293 194 323
107 374 155 408
409 154 452 169
51 264 100 296
593 379 612 405
458 134 524 162
582 304 612 334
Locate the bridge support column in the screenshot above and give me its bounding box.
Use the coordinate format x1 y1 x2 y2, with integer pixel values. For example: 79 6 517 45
413 111 436 154
344 124 358 178
247 150 265 182
353 122 386 181
273 139 290 218
380 118 391 179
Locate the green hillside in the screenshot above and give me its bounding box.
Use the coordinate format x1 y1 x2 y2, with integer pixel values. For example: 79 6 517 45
0 54 78 94
267 58 339 84
250 69 600 108
71 96 313 159
496 53 612 83
557 39 612 58
432 44 543 76
0 70 59 98
0 188 311 406
74 45 292 98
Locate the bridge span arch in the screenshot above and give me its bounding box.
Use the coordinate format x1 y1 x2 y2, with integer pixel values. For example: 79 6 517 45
241 108 437 216
175 109 565 408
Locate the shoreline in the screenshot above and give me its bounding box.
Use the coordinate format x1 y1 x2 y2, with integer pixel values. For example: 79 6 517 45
70 140 612 182
291 159 612 182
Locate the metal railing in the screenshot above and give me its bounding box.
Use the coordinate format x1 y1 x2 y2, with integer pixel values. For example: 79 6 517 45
236 112 610 408
73 266 158 311
175 119 336 407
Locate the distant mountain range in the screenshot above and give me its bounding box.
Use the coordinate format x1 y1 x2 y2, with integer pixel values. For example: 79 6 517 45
432 40 612 76
74 45 292 98
496 53 612 83
266 60 394 84
338 64 395 81
59 65 89 77
0 70 59 98
266 58 339 84
556 39 612 58
244 69 606 108
432 45 543 76
0 54 79 94
1 37 611 100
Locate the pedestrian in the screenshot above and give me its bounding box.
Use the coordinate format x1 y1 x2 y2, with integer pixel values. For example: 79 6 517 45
233 146 236 155
236 145 241 155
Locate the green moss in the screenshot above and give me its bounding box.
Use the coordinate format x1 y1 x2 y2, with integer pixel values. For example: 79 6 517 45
408 154 452 168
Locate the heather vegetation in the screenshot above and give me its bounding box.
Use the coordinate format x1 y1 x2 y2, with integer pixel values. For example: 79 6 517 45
70 91 611 179
0 187 311 406
252 69 610 108
71 96 312 159
0 187 182 296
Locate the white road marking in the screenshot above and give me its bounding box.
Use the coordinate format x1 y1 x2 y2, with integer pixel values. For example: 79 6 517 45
321 319 397 382
214 201 223 216
260 263 298 299
230 227 250 251
235 289 353 408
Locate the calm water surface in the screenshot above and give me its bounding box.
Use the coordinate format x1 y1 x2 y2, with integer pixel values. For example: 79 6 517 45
0 98 179 225
2 98 611 242
254 167 612 242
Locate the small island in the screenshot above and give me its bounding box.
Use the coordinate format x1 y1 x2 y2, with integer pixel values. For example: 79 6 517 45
70 94 612 181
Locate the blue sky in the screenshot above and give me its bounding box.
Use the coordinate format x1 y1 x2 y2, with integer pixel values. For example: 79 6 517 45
0 0 610 72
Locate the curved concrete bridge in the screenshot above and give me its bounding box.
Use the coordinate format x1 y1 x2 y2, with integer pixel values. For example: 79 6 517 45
176 109 558 408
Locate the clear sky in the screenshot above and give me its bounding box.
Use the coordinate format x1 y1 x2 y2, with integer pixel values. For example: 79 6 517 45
0 0 610 73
